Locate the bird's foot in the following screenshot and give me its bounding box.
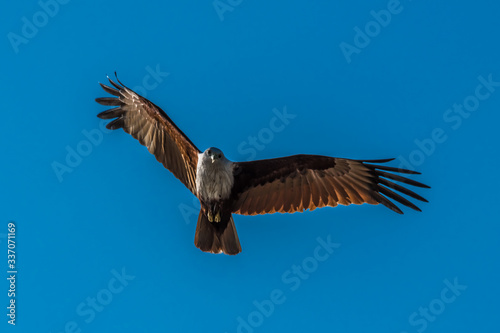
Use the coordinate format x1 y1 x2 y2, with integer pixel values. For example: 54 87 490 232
215 212 221 223
207 211 214 222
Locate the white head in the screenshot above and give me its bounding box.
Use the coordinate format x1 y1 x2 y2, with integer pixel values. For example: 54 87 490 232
197 147 234 200
202 147 229 164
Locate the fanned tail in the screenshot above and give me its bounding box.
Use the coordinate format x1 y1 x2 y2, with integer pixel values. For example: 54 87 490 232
194 212 242 255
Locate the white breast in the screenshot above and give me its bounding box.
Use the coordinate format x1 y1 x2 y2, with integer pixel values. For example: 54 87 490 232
196 154 235 201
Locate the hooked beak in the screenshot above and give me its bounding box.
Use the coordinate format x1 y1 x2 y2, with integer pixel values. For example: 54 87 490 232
211 155 216 163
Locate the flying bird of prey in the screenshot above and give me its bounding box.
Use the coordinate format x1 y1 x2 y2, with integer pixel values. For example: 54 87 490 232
96 75 429 255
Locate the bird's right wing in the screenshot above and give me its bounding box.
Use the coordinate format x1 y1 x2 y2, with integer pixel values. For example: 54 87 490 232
96 75 200 194
231 155 429 215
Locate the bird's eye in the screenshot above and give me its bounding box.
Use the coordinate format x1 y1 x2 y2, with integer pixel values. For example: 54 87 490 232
218 154 222 158
208 149 211 154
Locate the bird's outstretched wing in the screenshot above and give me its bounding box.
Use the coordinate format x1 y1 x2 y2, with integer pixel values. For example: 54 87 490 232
96 75 200 194
231 155 429 215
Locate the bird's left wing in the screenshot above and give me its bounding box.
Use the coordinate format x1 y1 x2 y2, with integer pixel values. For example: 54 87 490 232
96 76 200 194
230 155 429 215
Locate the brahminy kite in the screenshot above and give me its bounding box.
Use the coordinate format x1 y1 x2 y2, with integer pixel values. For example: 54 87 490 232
96 75 429 255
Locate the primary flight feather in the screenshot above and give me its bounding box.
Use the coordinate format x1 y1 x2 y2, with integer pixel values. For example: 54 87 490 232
96 75 429 255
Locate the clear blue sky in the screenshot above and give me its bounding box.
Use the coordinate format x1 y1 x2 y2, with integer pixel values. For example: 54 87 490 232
1 0 499 332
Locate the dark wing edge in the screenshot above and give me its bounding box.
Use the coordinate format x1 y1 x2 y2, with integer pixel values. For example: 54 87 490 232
360 158 430 214
96 74 200 194
230 155 430 216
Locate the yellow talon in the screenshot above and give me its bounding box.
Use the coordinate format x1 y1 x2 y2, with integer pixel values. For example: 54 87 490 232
207 211 214 222
215 212 221 223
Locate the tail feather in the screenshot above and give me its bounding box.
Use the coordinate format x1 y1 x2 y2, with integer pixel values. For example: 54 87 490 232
220 217 242 255
194 212 242 255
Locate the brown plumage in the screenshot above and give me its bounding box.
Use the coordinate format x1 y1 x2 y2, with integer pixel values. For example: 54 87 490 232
96 76 199 194
96 75 430 256
231 155 429 215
